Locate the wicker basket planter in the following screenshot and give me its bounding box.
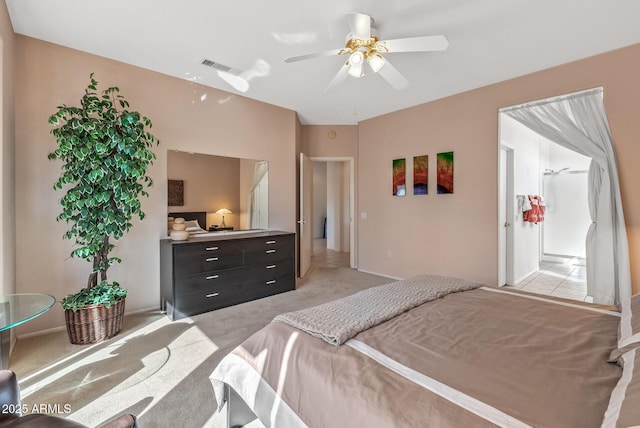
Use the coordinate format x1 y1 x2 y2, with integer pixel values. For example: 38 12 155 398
64 298 126 344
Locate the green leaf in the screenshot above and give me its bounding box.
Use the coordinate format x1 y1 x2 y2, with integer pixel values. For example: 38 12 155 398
61 281 127 311
48 73 159 289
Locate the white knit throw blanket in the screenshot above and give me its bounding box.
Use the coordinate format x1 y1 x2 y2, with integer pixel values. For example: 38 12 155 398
273 274 482 345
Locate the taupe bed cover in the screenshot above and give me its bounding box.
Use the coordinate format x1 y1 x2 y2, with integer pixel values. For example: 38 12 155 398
210 283 621 427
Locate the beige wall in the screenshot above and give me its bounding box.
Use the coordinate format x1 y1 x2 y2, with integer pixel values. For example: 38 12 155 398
358 43 640 294
14 36 297 334
0 2 15 296
301 125 358 158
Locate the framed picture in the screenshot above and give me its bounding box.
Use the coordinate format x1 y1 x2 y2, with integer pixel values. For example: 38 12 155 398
168 179 184 206
437 151 454 194
413 155 428 195
392 158 406 196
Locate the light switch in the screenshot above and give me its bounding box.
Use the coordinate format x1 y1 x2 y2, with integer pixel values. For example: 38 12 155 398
360 212 367 220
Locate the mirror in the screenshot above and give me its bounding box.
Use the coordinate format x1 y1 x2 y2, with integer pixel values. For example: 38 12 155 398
167 150 268 231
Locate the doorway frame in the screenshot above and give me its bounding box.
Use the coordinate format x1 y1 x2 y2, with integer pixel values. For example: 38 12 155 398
498 130 515 286
310 156 356 269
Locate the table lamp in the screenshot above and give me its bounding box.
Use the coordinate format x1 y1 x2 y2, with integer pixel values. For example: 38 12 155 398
215 208 232 228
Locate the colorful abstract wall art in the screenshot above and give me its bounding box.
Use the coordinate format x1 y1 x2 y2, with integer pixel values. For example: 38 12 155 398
392 158 406 196
437 151 454 194
413 155 428 195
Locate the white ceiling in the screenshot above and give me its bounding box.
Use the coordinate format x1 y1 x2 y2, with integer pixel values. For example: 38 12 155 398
6 0 640 125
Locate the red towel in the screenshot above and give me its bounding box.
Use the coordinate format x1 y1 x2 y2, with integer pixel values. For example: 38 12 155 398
523 195 545 223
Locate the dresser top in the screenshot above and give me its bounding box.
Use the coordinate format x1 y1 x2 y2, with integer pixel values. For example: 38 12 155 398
162 229 294 245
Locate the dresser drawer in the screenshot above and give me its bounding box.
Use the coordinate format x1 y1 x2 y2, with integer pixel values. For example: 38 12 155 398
243 272 295 301
246 262 293 281
174 283 244 316
244 236 294 265
174 267 245 296
174 241 243 277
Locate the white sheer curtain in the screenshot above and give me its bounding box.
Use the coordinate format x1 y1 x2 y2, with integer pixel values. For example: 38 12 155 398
248 161 269 229
503 87 631 305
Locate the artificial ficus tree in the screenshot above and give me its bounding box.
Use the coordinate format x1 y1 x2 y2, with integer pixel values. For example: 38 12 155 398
48 73 159 310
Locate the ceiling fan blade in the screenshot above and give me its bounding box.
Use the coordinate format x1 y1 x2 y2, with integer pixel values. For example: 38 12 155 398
376 58 409 90
347 12 371 40
285 48 343 63
379 35 449 53
323 62 350 93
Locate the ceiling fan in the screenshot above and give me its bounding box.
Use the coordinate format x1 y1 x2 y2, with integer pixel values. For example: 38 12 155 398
284 12 449 91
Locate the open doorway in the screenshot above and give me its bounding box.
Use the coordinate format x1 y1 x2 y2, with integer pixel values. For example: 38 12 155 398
310 158 354 269
499 88 630 305
499 113 590 302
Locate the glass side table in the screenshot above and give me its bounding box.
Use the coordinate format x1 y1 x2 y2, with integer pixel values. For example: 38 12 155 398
0 293 56 369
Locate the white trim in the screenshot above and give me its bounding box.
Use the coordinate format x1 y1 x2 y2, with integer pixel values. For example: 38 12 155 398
210 353 308 428
16 306 161 340
479 287 620 317
513 268 540 286
620 296 634 342
346 339 531 428
355 268 403 281
601 348 636 428
498 142 515 286
619 332 640 349
17 325 66 340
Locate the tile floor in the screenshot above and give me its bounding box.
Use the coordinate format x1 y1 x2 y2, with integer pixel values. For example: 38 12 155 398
507 257 591 302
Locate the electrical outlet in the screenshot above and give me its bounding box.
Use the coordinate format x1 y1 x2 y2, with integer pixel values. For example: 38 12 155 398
386 250 392 258
360 212 367 220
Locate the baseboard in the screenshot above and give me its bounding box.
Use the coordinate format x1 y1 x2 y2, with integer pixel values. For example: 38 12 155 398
17 325 67 340
356 268 403 281
514 268 539 285
16 305 160 340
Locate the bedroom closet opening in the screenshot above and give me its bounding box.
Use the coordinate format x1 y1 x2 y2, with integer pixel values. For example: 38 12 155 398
310 159 353 269
498 87 631 305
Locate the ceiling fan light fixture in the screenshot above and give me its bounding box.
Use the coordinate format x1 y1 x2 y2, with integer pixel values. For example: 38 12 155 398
347 63 363 78
348 51 364 78
283 12 449 91
367 53 385 73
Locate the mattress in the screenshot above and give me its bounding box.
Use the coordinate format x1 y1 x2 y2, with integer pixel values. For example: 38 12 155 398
210 278 622 427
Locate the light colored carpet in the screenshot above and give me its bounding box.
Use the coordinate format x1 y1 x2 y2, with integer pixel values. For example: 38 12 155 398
10 264 389 427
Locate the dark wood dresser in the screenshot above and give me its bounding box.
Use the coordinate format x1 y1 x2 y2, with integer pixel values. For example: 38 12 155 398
160 230 295 320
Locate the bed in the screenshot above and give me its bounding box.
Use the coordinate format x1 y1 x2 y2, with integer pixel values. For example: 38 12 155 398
209 274 640 428
168 211 208 234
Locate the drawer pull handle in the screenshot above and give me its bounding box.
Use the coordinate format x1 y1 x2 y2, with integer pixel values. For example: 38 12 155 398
206 257 219 262
266 265 276 269
265 249 276 254
206 293 220 298
266 280 277 285
266 240 276 245
206 247 219 251
206 275 219 280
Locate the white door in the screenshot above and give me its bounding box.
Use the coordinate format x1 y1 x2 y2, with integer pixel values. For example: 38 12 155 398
299 153 313 277
498 145 514 286
498 149 508 286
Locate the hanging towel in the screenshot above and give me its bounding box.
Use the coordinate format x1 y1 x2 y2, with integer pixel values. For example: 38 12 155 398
537 196 545 222
524 195 545 224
